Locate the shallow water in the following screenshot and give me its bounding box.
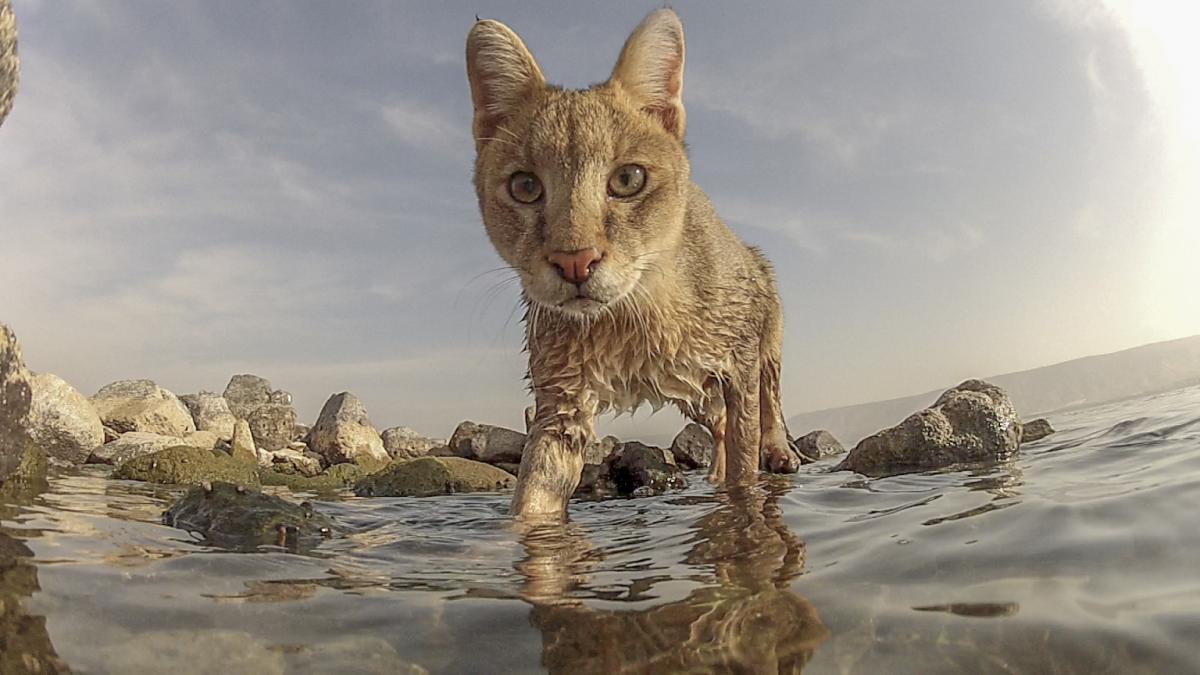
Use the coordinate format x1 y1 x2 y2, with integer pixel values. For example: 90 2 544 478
3 385 1200 674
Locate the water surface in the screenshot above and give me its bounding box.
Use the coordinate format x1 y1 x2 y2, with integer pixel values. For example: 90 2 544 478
4 385 1200 673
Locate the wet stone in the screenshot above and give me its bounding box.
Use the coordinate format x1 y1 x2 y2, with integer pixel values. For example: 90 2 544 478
113 445 261 487
669 423 713 469
163 481 336 549
789 429 845 463
1021 418 1055 443
353 456 515 497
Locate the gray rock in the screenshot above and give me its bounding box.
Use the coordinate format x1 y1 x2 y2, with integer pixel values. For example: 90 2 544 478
179 391 237 441
0 322 34 482
448 421 526 465
221 374 274 420
789 429 845 463
27 372 103 465
381 426 444 461
669 423 713 469
353 456 515 497
91 379 196 437
1 0 17 127
230 419 257 465
308 392 388 470
585 435 620 465
267 447 322 477
247 402 297 452
837 379 1021 478
292 423 310 443
1021 418 1055 443
90 430 221 466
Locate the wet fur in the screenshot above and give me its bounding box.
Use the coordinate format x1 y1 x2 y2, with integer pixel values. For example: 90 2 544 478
466 10 795 518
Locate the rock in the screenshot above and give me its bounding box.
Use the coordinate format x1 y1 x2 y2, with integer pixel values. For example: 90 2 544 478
1021 418 1055 443
163 481 335 548
0 0 17 127
0 323 35 482
102 425 121 443
585 435 620 466
221 374 274 420
447 421 526 465
789 429 845 463
90 379 196 436
308 393 389 471
292 423 310 443
380 426 444 461
259 463 363 492
246 402 297 452
89 430 222 466
669 423 713 469
26 372 103 465
268 447 322 477
230 419 257 465
179 391 236 441
353 456 515 497
113 445 260 487
837 379 1021 478
606 441 687 496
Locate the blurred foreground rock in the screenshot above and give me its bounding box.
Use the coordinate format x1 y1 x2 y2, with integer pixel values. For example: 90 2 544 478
837 379 1021 477
1 323 38 483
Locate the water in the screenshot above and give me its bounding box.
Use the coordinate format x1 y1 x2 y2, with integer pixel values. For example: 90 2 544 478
4 385 1200 674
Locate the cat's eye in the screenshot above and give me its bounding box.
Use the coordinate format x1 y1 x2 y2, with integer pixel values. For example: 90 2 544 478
608 164 647 198
508 172 544 204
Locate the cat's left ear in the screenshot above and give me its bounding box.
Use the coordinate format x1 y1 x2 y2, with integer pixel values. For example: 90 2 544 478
610 9 686 141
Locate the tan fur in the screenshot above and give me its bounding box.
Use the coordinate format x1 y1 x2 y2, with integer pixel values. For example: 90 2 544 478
465 9 796 518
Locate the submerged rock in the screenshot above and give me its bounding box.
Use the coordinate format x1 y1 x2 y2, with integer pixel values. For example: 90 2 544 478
381 426 444 461
789 429 845 464
1021 418 1055 443
669 423 713 469
91 379 196 437
27 372 104 465
448 421 526 465
179 391 237 441
837 379 1021 478
163 482 335 548
308 392 388 471
113 445 260 487
353 456 515 497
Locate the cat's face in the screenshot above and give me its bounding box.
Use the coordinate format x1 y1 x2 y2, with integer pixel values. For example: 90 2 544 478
467 11 689 317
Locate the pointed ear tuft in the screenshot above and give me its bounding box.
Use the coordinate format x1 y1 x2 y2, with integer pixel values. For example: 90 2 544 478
610 9 686 140
465 20 545 144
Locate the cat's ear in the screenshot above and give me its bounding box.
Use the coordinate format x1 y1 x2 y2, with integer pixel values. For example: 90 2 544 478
610 9 686 140
466 20 546 144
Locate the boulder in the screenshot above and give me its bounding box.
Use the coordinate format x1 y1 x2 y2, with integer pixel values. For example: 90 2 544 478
89 430 223 466
607 441 687 496
353 456 515 497
162 481 335 549
90 379 196 437
380 426 444 461
112 446 260 487
221 374 274 420
837 379 1021 478
230 419 257 465
267 447 322 477
259 463 363 492
585 435 620 466
308 392 388 471
179 391 236 441
669 423 713 469
26 372 103 465
247 402 297 452
1021 418 1055 443
789 429 845 463
447 421 526 465
0 322 34 482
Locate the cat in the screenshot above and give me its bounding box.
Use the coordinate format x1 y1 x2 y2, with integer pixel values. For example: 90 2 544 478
465 8 798 518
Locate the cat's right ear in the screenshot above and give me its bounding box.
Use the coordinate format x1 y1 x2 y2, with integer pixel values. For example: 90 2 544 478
466 20 545 145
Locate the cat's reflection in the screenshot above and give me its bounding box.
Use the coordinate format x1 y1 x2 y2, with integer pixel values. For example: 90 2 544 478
516 483 828 674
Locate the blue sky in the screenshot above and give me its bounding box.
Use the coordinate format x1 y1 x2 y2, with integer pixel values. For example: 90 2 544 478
1 1 1197 441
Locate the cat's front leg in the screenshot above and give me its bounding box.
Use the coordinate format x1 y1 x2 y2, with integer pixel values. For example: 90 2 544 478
723 356 763 484
510 396 595 519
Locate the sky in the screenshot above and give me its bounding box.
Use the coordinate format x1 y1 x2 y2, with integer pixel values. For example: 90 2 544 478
1 1 1197 442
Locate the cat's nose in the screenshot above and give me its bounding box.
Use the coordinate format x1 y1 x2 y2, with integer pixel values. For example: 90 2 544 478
548 247 603 284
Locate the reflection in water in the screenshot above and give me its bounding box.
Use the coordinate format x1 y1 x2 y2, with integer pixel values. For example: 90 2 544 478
517 485 829 673
1 487 70 674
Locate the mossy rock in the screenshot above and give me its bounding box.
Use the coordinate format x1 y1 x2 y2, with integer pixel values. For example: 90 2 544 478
163 482 335 550
354 456 515 497
113 445 260 487
0 444 48 516
258 463 362 493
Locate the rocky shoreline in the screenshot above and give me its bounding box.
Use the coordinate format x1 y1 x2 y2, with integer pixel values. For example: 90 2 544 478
1 321 1055 541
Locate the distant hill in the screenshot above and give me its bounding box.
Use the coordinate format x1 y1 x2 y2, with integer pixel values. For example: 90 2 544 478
787 334 1200 447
